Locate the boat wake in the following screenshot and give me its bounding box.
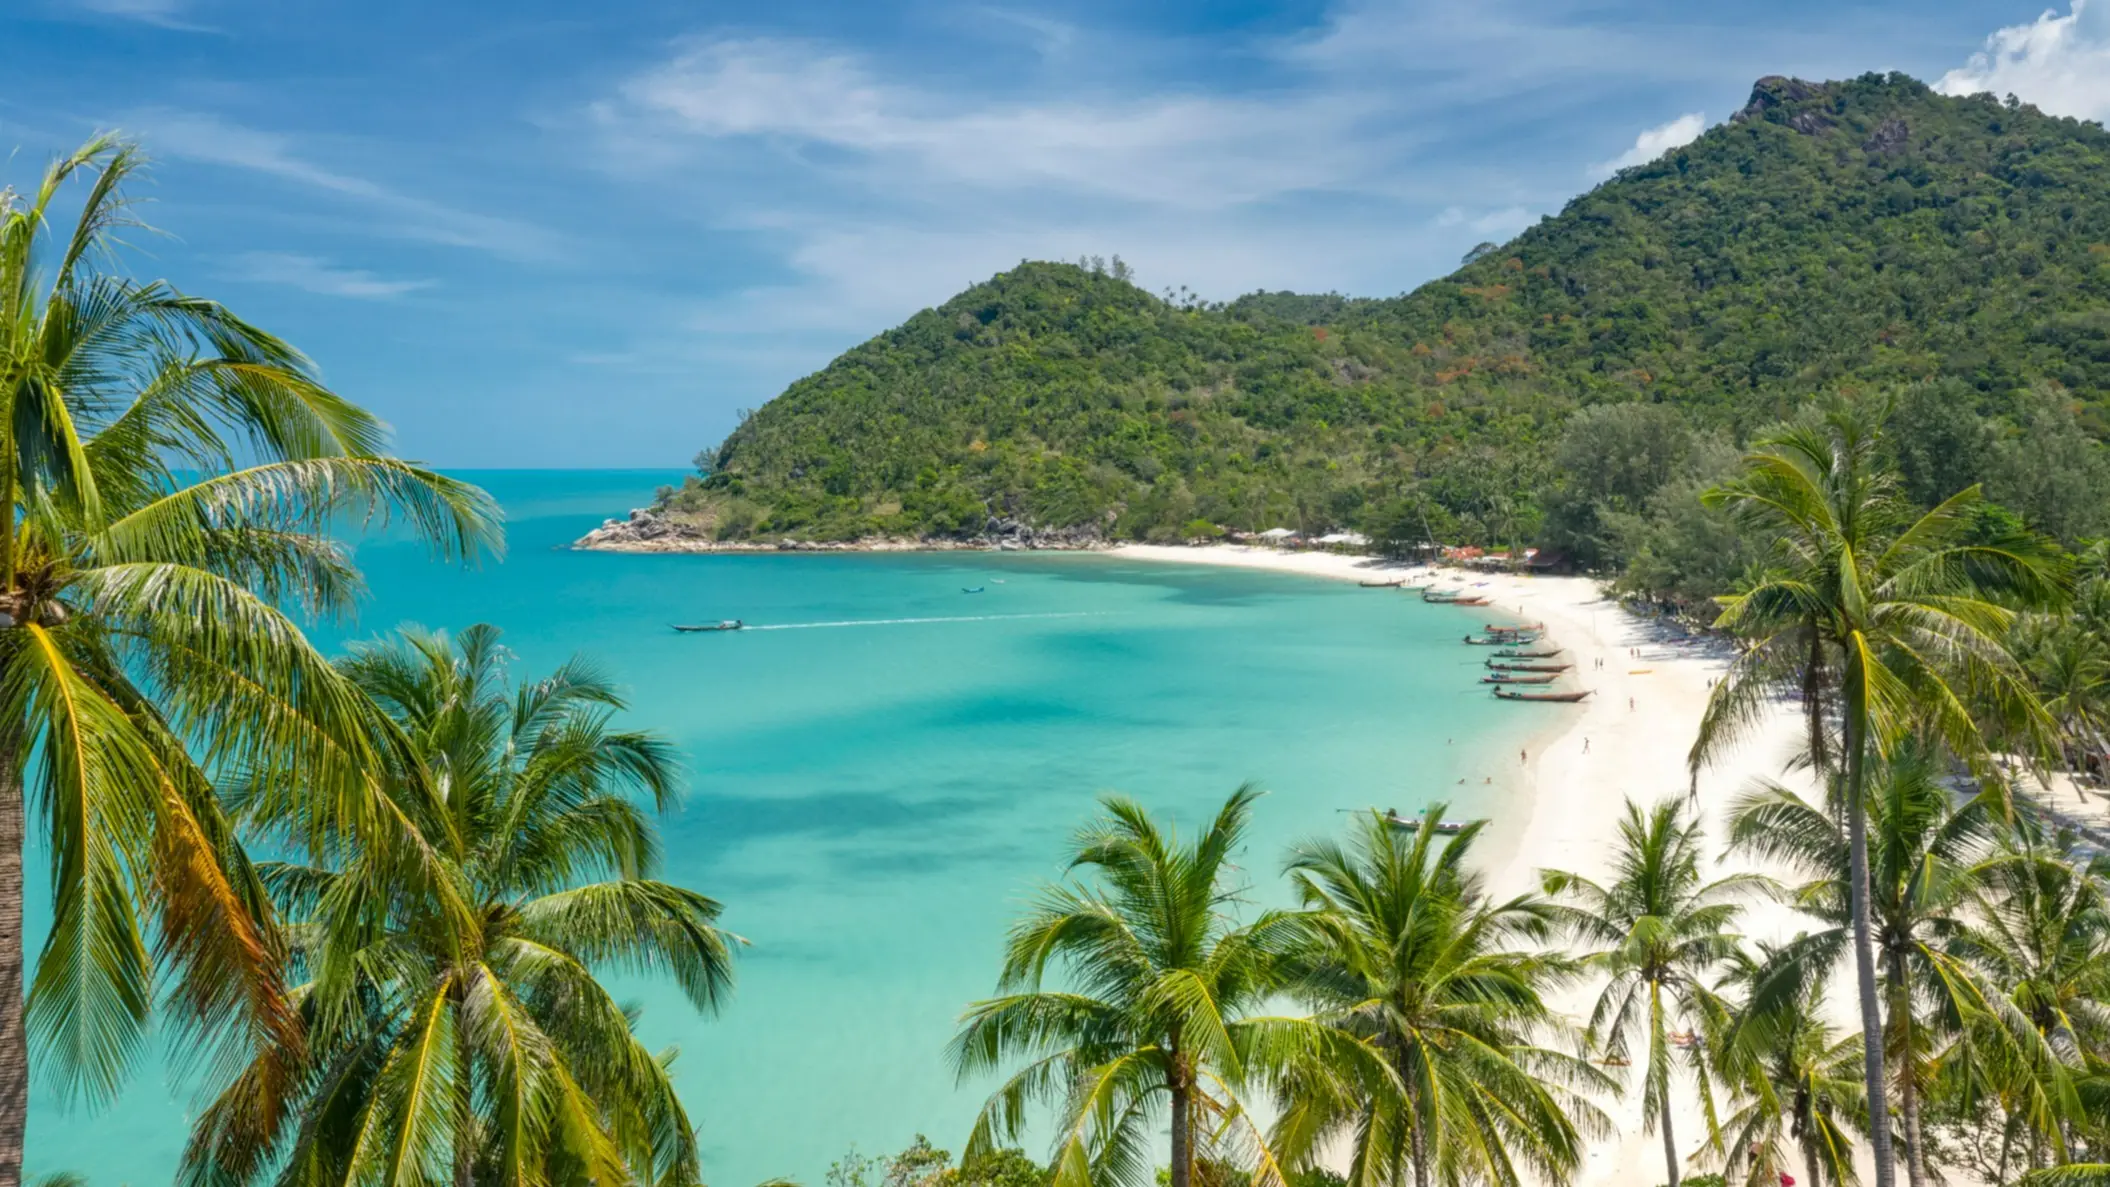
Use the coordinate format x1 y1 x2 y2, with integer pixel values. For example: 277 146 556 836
747 611 1110 631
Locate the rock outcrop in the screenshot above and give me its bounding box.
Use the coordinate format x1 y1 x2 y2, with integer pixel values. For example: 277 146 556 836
1734 75 1826 122
1862 117 1909 154
571 508 1105 554
573 507 708 550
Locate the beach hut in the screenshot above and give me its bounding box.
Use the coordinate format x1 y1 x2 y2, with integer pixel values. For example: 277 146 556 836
1258 527 1299 544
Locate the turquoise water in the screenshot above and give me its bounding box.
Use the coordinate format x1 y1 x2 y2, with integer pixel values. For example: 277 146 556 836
32 471 1542 1186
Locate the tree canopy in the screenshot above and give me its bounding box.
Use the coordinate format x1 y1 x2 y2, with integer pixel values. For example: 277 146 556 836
651 73 2110 550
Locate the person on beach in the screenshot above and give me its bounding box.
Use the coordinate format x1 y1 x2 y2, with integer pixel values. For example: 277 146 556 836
1583 737 1590 753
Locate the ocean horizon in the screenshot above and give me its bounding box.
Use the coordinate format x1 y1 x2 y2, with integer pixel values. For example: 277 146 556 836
31 470 1542 1186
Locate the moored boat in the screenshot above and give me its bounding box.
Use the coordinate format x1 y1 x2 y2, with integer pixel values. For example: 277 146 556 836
1494 648 1562 658
1485 660 1572 672
1481 672 1558 684
672 620 744 633
1381 810 1473 835
1450 596 1490 606
1491 687 1592 703
1360 579 1405 588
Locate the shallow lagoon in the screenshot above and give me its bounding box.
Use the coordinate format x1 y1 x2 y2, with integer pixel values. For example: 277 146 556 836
33 472 1535 1185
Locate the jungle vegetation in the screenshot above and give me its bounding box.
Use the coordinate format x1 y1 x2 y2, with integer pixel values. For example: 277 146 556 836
654 74 2110 576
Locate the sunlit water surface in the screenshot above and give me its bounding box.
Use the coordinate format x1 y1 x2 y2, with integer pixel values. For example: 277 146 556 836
32 471 1540 1185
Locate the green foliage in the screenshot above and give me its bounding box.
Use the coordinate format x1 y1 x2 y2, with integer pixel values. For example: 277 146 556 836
182 626 733 1187
1541 402 1705 568
0 135 501 1178
1693 403 2070 1186
885 1136 957 1187
949 786 1319 1187
665 74 2110 548
1543 800 1756 1187
958 1146 1054 1187
1272 810 1609 1187
828 1148 886 1187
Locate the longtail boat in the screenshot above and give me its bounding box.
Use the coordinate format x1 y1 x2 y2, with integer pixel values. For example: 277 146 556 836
1494 648 1562 659
1492 687 1592 703
1486 622 1544 634
1463 634 1515 645
1381 811 1472 835
1423 590 1464 603
1450 596 1490 606
1360 579 1405 588
1481 673 1558 684
1486 660 1572 673
672 620 744 633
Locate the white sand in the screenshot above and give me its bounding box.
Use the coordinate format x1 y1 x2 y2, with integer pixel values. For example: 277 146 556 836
1109 544 1825 1185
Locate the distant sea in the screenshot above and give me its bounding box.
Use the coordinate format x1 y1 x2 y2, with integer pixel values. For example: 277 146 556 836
32 471 1540 1186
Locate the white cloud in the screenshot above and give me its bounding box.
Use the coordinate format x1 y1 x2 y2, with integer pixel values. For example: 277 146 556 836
572 6 1868 397
596 37 1380 209
131 109 560 260
1588 111 1706 179
73 0 205 29
1937 1 2110 122
222 252 435 299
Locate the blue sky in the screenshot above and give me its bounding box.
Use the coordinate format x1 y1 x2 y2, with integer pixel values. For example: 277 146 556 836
5 0 2108 467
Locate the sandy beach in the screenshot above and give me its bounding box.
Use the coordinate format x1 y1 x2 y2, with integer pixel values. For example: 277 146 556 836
1110 543 1824 1186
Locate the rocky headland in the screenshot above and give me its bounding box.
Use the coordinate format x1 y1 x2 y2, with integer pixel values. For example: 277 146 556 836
571 507 1107 554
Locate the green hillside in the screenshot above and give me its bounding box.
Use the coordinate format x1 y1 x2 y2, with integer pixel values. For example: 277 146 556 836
649 72 2110 554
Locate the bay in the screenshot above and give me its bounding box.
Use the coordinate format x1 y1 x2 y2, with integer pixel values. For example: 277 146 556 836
30 471 1538 1185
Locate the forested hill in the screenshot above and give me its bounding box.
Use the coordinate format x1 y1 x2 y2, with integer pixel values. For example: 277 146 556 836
643 72 2110 552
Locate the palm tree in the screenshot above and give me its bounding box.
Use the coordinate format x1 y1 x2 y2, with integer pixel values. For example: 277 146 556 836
1689 403 2064 1187
950 786 1298 1187
1543 798 1759 1187
1270 809 1609 1187
1715 942 1866 1187
1950 824 2110 1165
2021 1169 2110 1187
184 625 735 1187
2013 622 2110 789
1728 745 2024 1187
0 140 498 1185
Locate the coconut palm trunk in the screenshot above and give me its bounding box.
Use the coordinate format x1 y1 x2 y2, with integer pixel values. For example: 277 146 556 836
1405 1058 1430 1187
1886 947 1928 1187
1169 1036 1193 1187
1660 1096 1680 1187
0 750 21 1187
1655 982 1680 1187
1843 706 1897 1187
